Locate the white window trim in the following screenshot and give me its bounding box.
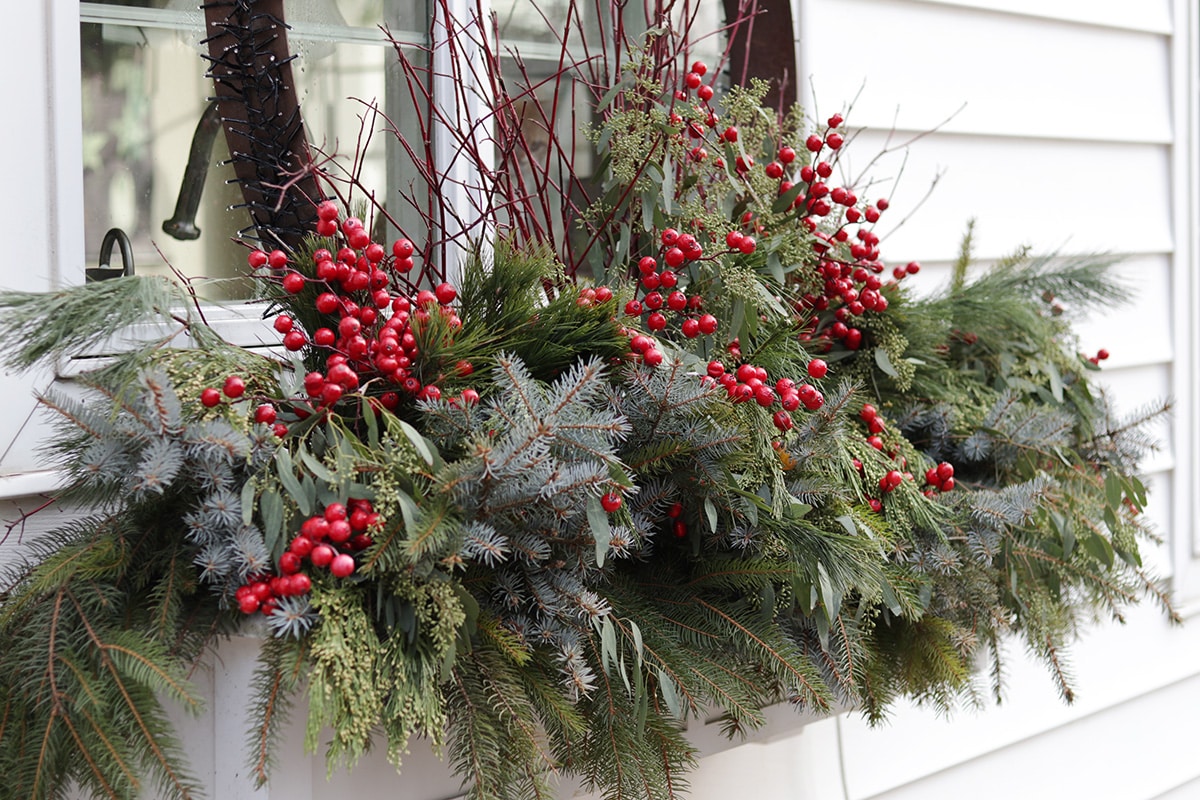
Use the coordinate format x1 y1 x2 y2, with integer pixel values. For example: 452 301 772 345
1171 0 1200 614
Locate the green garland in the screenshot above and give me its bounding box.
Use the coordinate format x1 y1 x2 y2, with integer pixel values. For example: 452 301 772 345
0 45 1176 800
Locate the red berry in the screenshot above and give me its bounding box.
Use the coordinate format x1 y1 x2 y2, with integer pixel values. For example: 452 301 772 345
238 595 261 614
308 544 334 568
828 113 844 128
273 315 294 333
723 126 739 143
200 388 221 408
805 134 823 152
600 492 622 512
416 290 438 307
317 200 339 221
826 132 844 150
807 359 828 379
594 286 614 303
268 250 289 269
647 312 667 331
681 318 701 338
772 410 794 431
247 250 269 269
778 146 796 164
392 238 414 258
937 462 955 482
697 314 718 335
435 282 457 305
765 162 784 180
314 292 339 314
941 477 956 492
697 84 714 101
222 375 246 399
1097 348 1110 360
691 60 707 76
684 72 702 89
643 348 664 367
253 404 277 425
738 236 756 254
329 553 356 578
281 272 306 294
625 300 643 316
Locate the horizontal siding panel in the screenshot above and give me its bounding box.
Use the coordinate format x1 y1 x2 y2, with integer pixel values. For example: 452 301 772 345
1069 256 1173 371
906 0 1173 34
801 0 1171 142
859 673 1200 800
835 132 1172 262
839 600 1200 799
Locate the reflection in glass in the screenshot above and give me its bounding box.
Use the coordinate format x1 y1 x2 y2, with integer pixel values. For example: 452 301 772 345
80 0 425 299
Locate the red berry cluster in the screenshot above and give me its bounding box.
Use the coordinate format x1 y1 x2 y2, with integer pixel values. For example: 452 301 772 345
623 228 719 348
1087 348 1110 366
852 403 917 508
673 60 720 163
234 498 378 617
705 360 827 432
234 573 310 617
859 403 887 451
247 201 479 410
199 374 291 438
668 501 687 538
924 462 956 495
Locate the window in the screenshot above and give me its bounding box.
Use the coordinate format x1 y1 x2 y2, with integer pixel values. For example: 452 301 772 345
80 0 428 299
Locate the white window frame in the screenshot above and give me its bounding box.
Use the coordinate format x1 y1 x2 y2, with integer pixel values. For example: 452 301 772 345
1171 0 1200 613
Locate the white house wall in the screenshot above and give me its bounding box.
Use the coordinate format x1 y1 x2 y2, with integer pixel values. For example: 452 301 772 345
2 1 1198 798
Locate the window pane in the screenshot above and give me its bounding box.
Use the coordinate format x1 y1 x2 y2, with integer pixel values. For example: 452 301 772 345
80 0 426 300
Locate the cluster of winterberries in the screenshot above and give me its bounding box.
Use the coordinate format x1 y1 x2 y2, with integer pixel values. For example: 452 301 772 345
1087 348 1111 366
852 403 910 507
859 403 888 452
672 60 722 164
199 374 292 438
704 358 829 432
235 499 379 616
924 462 956 495
623 227 721 346
234 573 311 616
245 202 481 410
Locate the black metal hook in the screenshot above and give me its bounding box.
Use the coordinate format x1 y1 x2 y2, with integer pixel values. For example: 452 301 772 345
163 100 222 240
86 228 135 282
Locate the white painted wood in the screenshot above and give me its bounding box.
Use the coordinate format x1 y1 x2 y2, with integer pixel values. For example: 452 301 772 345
801 0 1171 142
0 1 85 478
906 0 1173 35
1168 0 1200 609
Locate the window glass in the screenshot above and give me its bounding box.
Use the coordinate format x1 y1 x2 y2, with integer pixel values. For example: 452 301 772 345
80 0 426 299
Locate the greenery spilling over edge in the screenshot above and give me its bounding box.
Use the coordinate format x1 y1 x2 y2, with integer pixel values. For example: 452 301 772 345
0 14 1177 800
